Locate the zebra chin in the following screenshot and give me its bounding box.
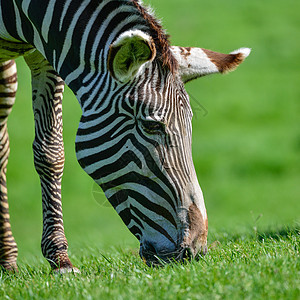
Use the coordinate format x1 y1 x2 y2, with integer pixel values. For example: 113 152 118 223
139 241 208 266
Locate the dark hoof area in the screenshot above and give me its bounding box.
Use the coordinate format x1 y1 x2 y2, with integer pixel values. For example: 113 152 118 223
0 262 18 273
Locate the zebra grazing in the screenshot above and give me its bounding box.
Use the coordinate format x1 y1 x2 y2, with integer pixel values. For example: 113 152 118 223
0 0 250 272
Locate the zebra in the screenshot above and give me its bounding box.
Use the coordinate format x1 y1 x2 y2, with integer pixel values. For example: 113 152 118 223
0 0 250 272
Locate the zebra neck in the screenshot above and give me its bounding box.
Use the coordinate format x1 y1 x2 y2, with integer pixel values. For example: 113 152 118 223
10 1 152 103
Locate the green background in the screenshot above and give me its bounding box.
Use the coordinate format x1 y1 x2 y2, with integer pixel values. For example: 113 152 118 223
6 0 300 266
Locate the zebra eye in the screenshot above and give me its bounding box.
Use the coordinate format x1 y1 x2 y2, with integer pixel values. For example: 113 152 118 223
140 119 165 134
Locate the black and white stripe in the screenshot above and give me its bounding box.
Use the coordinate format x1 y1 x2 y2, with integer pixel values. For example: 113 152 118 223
0 60 18 271
0 0 250 271
0 0 208 271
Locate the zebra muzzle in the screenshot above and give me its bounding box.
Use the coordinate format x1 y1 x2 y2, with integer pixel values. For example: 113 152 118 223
139 240 206 266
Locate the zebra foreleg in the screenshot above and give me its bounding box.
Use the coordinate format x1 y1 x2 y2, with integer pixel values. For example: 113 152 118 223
24 51 78 273
0 60 18 271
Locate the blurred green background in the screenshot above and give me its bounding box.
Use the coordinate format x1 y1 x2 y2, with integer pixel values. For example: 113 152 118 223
6 0 299 264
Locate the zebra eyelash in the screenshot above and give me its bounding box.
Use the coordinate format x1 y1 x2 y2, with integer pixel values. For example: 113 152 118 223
139 119 166 135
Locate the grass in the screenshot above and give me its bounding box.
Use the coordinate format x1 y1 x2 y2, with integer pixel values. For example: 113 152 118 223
1 229 299 299
1 0 300 298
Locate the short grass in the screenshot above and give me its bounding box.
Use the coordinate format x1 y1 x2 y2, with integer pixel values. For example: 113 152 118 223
1 229 299 299
1 0 300 298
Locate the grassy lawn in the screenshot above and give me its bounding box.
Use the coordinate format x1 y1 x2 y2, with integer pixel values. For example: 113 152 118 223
1 0 300 298
1 229 299 299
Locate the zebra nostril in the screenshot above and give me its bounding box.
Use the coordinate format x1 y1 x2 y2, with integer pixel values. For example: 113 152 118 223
140 241 159 265
181 247 193 261
143 241 157 254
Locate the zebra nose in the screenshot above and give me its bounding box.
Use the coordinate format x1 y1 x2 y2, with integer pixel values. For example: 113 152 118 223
140 241 157 257
140 241 160 265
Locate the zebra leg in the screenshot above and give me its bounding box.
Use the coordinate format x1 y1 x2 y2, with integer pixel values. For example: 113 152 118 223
0 60 18 271
24 51 77 273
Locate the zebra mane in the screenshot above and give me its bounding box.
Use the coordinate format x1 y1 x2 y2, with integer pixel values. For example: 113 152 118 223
131 0 178 74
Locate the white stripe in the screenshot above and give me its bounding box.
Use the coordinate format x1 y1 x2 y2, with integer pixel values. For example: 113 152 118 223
33 29 45 57
41 0 56 43
59 0 73 31
12 2 26 41
21 0 31 15
76 116 131 142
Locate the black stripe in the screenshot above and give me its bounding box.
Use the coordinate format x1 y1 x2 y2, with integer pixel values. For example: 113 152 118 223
0 0 21 40
0 60 15 71
130 205 175 245
128 190 177 228
101 171 176 212
108 189 176 228
90 150 142 179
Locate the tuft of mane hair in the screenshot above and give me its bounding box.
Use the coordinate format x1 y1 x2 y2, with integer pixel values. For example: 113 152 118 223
131 0 178 74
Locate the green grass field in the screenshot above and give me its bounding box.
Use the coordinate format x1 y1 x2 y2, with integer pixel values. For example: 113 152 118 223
1 230 299 299
1 0 300 298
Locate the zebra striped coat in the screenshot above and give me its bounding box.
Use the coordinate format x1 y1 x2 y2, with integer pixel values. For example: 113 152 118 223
0 0 250 272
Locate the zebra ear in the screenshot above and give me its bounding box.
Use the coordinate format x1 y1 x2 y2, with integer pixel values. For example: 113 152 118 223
170 46 251 83
108 30 156 83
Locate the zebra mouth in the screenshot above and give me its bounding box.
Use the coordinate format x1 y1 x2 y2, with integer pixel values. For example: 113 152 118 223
139 243 208 266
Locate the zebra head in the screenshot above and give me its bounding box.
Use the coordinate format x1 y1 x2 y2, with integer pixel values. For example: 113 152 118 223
76 30 250 265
